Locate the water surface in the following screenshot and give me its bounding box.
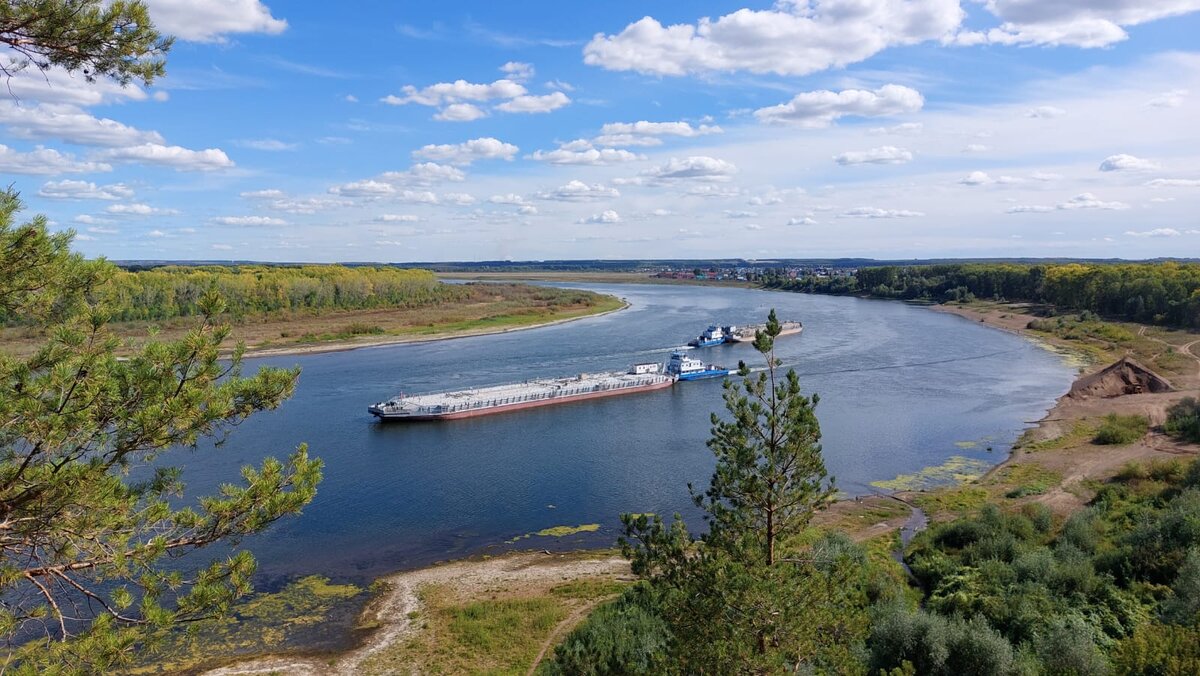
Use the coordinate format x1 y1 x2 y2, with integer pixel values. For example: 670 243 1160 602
177 284 1075 584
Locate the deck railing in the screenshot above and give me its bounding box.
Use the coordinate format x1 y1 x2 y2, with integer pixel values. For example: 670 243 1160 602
380 374 671 414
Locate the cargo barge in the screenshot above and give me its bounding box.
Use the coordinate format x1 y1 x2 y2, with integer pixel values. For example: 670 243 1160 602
368 363 674 421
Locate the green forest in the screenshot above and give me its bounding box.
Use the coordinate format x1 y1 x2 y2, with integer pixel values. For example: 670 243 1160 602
768 263 1200 328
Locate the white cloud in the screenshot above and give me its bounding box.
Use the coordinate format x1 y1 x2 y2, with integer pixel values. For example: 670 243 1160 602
380 162 467 185
1026 106 1066 118
1146 178 1200 187
147 230 166 238
724 210 757 219
833 146 913 165
1147 89 1188 108
236 138 298 151
960 171 993 185
38 180 133 201
413 137 519 165
87 226 119 235
529 141 643 165
1031 171 1063 181
2 63 147 106
639 156 738 183
0 144 110 175
754 85 923 127
1125 228 1182 237
144 0 286 42
957 0 1200 48
500 62 535 80
788 217 817 225
583 2 963 77
441 193 478 206
592 134 664 148
105 203 177 216
328 180 396 197
518 205 539 215
211 216 288 226
1099 154 1160 171
99 144 234 171
538 181 620 202
869 122 924 135
434 103 489 122
495 92 571 114
963 144 990 153
1006 205 1054 213
598 120 723 138
488 193 529 205
264 197 349 213
73 215 111 225
383 79 526 106
241 189 286 199
374 214 421 223
0 102 164 147
839 207 924 218
578 210 622 224
397 190 440 204
1058 193 1129 210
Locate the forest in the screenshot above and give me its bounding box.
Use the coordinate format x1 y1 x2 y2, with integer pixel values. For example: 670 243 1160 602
768 263 1200 328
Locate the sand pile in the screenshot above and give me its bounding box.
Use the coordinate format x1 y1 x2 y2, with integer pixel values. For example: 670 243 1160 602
1068 358 1173 399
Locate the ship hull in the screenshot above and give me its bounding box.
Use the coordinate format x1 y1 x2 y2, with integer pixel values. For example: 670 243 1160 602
676 369 736 381
369 376 674 421
689 338 726 348
726 326 803 343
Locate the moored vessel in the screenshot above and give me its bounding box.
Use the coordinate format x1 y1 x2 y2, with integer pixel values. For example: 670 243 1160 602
368 363 673 421
687 324 729 347
724 320 803 343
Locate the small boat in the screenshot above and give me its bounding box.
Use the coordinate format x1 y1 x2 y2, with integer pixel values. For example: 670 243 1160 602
688 324 729 348
666 351 736 381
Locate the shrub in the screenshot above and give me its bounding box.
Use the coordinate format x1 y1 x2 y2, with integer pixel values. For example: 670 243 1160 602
543 586 671 676
1164 397 1200 443
1093 414 1149 446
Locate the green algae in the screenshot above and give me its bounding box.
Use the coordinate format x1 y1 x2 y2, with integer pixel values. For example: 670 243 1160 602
535 523 601 537
870 455 994 492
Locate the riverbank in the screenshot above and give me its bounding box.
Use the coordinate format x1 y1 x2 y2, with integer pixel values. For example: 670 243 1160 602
0 286 627 359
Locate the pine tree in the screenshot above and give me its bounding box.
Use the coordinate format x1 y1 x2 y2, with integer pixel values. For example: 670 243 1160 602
0 190 321 672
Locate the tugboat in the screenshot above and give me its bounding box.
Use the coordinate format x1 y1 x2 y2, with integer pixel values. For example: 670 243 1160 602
688 324 728 348
666 351 737 381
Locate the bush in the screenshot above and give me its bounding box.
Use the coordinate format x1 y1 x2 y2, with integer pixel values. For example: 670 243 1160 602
1093 414 1149 445
1164 397 1200 443
542 586 671 676
867 606 1013 676
1035 614 1110 675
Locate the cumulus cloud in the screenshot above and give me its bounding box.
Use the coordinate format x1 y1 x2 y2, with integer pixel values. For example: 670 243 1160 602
99 143 234 171
639 156 738 183
519 205 539 215
496 91 571 114
1006 205 1054 213
788 217 818 225
839 207 924 218
583 1 963 77
959 171 1023 186
596 120 723 142
0 102 164 147
963 144 990 153
105 203 177 216
833 146 913 165
953 0 1200 48
1125 228 1182 237
374 214 421 223
869 122 924 135
397 190 440 204
529 141 643 165
0 144 110 175
263 197 349 213
500 61 535 80
380 162 466 185
441 193 478 206
578 210 622 224
413 137 519 165
434 103 488 122
1058 193 1129 210
38 180 133 201
210 215 288 226
143 0 287 42
754 85 923 127
328 180 396 197
538 181 621 202
241 189 286 199
383 79 526 106
488 193 529 205
1098 154 1160 171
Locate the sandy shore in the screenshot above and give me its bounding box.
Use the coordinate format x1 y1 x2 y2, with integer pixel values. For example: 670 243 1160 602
237 299 629 359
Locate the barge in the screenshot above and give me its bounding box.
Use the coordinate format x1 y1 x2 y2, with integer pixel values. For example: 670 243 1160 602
368 363 673 421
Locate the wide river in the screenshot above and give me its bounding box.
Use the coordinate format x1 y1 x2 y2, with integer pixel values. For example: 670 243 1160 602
181 283 1075 585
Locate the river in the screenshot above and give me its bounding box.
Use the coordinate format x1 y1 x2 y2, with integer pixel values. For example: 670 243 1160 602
176 284 1076 584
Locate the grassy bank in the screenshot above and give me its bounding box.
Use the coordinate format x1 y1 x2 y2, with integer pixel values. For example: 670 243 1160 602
0 283 625 358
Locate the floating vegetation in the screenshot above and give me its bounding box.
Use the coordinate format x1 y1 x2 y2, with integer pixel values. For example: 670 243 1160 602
870 456 994 492
505 523 602 544
953 441 978 449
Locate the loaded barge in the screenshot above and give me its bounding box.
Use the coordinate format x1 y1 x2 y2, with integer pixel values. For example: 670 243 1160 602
689 320 803 346
368 363 674 421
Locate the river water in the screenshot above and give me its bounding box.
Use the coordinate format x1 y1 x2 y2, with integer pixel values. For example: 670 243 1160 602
178 284 1075 584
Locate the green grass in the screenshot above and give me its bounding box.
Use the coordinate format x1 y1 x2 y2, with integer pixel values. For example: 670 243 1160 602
992 463 1063 499
1015 420 1097 453
550 579 629 601
913 486 990 516
1093 414 1149 445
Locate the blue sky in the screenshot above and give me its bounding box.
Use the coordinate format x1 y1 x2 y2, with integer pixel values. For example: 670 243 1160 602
4 1 1200 262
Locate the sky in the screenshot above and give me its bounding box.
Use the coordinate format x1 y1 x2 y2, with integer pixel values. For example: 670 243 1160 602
3 0 1200 263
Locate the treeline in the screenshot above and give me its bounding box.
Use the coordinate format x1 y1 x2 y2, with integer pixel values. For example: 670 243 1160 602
546 459 1200 674
767 263 1200 328
52 265 470 323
